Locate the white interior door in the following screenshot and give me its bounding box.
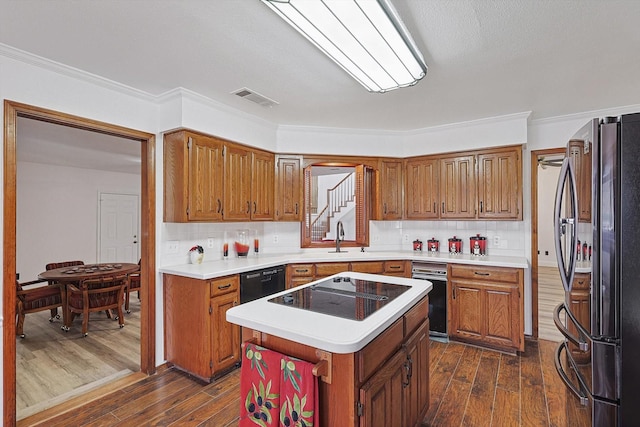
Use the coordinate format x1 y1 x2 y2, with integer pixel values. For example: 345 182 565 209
99 192 139 263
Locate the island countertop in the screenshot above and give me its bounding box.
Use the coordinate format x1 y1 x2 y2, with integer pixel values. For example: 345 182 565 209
226 271 433 354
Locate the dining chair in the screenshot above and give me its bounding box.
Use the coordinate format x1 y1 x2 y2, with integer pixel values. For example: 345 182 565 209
44 260 85 320
65 273 128 336
125 259 141 313
15 279 63 338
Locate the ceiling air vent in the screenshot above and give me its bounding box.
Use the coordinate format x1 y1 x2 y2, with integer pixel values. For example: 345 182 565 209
232 87 279 108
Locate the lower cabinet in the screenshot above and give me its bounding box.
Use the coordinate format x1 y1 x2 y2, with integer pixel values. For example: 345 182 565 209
567 272 591 363
286 260 410 288
164 273 240 381
449 264 524 352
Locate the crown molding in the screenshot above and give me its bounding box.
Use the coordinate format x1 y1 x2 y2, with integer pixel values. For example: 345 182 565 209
530 104 640 126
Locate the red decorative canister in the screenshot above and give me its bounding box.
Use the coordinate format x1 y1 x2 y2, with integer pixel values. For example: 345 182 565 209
470 234 487 256
413 239 423 251
448 236 462 254
427 237 439 252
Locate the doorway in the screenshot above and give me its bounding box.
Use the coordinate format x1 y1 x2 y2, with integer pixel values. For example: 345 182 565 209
3 100 157 425
530 147 566 341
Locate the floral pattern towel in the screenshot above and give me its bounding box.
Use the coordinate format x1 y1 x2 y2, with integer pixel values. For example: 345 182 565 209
239 343 318 427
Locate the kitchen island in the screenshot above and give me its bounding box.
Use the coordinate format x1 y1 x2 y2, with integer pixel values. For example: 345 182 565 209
227 272 433 427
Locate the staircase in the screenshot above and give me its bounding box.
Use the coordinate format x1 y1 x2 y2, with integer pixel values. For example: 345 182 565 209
311 173 355 241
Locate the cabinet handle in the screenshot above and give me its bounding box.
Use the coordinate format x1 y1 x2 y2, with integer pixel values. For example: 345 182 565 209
295 203 298 215
246 201 250 213
253 201 257 214
453 286 456 300
218 283 232 290
480 201 483 213
388 265 401 270
217 198 222 213
442 202 445 214
474 271 490 276
433 202 436 213
295 269 309 274
384 203 387 215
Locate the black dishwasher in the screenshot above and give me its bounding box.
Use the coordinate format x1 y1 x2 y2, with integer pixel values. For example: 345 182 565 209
240 265 286 303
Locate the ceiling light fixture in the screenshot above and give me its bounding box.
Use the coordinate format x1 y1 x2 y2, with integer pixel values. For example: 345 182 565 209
261 0 427 93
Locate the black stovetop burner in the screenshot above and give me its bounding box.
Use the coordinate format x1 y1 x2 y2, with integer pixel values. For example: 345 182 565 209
268 276 410 321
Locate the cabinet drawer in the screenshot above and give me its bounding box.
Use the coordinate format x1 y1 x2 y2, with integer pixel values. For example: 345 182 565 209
404 296 429 337
358 317 404 385
449 264 520 284
289 264 314 277
384 260 406 274
210 275 238 297
573 273 590 290
315 262 350 277
351 261 385 274
288 276 314 289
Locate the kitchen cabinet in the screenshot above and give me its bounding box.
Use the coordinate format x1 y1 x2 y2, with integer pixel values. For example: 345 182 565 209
567 272 590 363
449 264 524 352
223 144 252 221
250 150 275 220
164 130 224 222
351 261 385 274
286 260 409 288
257 295 430 427
164 273 240 381
379 159 404 220
275 155 302 221
405 157 439 219
477 146 522 219
286 264 314 289
440 154 476 219
384 260 409 277
568 139 592 222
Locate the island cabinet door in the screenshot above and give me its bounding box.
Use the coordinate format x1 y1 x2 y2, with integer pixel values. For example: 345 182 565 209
450 282 483 339
403 321 430 427
358 349 406 427
211 291 240 373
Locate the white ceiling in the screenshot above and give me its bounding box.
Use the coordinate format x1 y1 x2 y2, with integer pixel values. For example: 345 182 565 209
3 0 640 169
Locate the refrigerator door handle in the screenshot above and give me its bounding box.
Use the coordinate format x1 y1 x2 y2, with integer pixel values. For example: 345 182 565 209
553 303 589 352
554 157 579 292
554 342 589 406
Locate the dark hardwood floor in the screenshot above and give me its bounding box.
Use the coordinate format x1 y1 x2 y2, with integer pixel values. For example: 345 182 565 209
19 339 587 427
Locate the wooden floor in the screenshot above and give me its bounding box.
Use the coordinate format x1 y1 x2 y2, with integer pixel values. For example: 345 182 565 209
19 338 588 427
16 297 141 420
537 266 565 342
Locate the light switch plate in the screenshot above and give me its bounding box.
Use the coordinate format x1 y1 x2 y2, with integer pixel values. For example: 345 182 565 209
167 240 179 254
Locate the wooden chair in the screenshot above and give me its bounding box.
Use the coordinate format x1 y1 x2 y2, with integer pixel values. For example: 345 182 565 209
15 279 63 338
15 260 85 338
65 274 128 336
125 260 141 313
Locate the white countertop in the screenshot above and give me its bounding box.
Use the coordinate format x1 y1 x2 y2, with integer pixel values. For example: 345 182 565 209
159 250 529 280
226 272 433 354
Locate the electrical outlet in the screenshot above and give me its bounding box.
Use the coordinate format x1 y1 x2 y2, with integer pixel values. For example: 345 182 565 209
373 235 380 242
207 238 214 248
403 234 409 242
273 235 279 244
167 240 179 254
493 236 501 246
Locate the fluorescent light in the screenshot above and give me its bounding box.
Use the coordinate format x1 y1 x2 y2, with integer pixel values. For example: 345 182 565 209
261 0 427 93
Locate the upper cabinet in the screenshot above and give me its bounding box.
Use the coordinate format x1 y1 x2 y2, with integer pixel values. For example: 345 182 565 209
405 157 439 219
439 153 476 219
568 139 591 222
164 129 274 222
164 130 224 222
380 159 404 220
477 146 522 220
400 145 522 221
275 155 303 221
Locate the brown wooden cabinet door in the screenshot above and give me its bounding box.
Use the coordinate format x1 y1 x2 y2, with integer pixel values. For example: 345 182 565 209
477 147 522 219
483 283 520 350
251 150 275 220
188 134 224 221
359 348 406 427
440 154 476 219
211 291 240 373
275 156 302 221
223 144 251 221
403 321 430 427
450 282 483 339
567 273 591 363
405 157 439 219
568 140 592 222
380 159 403 220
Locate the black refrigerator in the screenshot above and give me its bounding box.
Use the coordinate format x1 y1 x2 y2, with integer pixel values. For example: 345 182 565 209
553 113 640 426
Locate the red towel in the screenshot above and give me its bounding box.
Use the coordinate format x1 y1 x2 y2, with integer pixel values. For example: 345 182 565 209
280 355 319 427
239 343 320 427
239 342 281 426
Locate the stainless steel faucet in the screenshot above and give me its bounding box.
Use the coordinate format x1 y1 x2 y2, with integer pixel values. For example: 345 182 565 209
335 220 345 253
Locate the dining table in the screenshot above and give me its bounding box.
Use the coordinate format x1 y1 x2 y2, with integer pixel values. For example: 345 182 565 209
38 262 140 330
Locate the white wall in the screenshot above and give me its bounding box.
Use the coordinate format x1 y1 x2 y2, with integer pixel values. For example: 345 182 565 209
16 161 140 281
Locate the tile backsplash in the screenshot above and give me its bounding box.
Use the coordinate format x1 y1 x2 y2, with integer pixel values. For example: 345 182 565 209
160 220 526 266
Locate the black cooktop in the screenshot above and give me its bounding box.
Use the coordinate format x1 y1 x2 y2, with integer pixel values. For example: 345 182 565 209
268 276 410 321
